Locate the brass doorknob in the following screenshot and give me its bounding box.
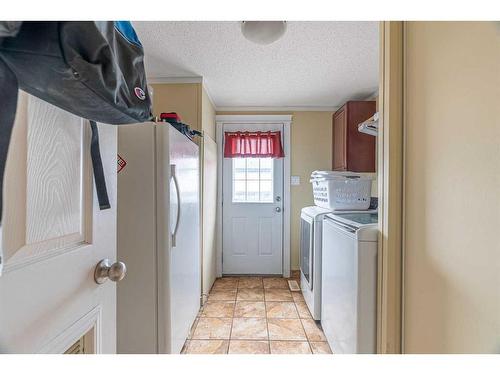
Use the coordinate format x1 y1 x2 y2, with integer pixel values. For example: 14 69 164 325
94 259 127 284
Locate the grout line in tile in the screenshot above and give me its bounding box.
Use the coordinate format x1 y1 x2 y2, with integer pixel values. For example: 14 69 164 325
290 296 315 352
227 293 237 349
223 338 272 341
297 313 314 352
264 301 270 341
265 298 271 352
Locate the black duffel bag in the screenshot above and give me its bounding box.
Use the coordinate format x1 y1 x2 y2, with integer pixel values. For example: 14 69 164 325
0 21 153 222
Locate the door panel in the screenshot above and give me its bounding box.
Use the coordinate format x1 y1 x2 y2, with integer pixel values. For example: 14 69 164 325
333 108 347 171
222 123 283 275
2 94 93 269
166 126 200 353
258 218 273 255
0 92 117 353
230 217 248 256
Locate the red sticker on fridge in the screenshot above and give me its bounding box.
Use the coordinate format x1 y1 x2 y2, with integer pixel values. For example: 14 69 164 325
117 154 127 173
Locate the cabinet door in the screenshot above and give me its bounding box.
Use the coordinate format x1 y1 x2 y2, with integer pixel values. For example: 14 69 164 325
346 101 376 172
332 108 347 171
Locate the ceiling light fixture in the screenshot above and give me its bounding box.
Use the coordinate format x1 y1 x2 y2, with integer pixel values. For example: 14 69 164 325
241 21 287 45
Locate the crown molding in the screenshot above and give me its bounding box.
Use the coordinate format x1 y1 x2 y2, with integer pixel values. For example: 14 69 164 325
215 106 338 112
202 84 216 109
364 89 380 100
147 76 203 84
216 114 293 123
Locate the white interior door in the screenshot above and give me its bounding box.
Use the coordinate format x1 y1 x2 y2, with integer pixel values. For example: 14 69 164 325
222 123 283 275
0 92 117 353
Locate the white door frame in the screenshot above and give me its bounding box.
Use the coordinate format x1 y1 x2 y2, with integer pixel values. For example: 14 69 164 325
216 115 292 278
376 21 404 353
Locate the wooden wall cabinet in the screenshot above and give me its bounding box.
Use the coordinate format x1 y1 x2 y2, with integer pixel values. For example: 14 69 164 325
332 100 376 172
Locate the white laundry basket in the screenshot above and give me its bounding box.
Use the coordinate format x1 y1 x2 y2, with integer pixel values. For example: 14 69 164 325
310 171 372 210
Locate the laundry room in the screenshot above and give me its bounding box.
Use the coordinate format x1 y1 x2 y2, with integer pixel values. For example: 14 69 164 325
1 7 498 370
114 21 381 355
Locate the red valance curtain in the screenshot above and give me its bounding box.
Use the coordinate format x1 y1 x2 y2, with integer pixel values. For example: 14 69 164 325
224 131 285 158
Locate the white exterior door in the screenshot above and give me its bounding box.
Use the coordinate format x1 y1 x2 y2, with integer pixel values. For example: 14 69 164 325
0 92 117 353
222 123 283 275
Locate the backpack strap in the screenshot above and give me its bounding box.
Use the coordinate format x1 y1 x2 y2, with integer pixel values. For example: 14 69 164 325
0 58 18 225
89 120 111 210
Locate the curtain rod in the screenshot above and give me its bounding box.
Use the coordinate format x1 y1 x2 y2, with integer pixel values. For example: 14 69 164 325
224 131 281 135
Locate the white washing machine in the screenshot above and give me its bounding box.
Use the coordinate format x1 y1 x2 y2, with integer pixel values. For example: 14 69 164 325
321 212 378 354
300 206 377 320
300 206 333 320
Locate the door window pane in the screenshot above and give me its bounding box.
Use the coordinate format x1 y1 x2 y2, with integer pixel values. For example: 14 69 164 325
260 158 273 169
233 158 246 180
246 180 260 202
232 158 274 203
246 158 260 180
259 180 273 202
233 180 246 202
260 167 273 181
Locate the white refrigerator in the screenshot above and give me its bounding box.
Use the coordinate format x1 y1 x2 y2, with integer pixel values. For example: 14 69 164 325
116 122 200 354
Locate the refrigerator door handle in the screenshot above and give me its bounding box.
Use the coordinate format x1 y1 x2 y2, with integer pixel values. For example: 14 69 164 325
170 164 181 247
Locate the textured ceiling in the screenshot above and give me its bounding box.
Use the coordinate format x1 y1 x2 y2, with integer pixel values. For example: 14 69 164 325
133 21 379 109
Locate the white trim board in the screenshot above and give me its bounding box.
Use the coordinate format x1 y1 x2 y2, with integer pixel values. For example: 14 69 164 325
216 106 338 113
216 115 293 122
215 115 292 278
147 76 203 84
38 305 102 354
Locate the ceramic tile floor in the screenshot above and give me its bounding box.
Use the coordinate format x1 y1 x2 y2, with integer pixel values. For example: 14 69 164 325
181 273 332 354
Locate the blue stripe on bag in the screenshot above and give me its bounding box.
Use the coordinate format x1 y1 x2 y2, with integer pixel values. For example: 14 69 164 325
114 21 142 48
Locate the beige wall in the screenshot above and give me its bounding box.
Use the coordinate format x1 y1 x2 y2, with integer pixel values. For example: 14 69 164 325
217 111 333 270
151 83 201 131
404 22 500 353
201 88 216 139
151 83 216 139
289 112 333 269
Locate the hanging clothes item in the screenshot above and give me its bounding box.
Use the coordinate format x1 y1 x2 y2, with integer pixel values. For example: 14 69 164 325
159 112 202 141
0 21 153 223
224 131 285 158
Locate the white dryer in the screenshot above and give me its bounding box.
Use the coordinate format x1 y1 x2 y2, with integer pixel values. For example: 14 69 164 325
300 206 333 320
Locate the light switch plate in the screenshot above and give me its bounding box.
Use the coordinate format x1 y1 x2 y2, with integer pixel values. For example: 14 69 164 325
291 176 301 186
